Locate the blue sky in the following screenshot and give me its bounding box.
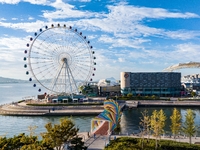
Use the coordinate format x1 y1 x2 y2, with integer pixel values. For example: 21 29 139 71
0 0 200 81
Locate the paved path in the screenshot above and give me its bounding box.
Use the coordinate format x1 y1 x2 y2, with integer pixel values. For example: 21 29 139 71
0 102 104 116
85 134 110 150
83 134 200 150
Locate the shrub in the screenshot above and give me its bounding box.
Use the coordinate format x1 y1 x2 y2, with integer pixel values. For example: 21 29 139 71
104 137 200 150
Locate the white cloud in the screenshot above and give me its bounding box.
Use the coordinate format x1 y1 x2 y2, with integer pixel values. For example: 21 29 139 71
42 0 97 20
0 0 50 5
0 0 20 4
164 30 200 40
0 36 26 49
0 18 6 21
28 17 34 20
81 5 200 41
0 20 46 32
0 3 199 41
99 35 150 49
118 57 125 62
24 0 50 5
107 5 199 20
79 0 91 2
12 18 18 20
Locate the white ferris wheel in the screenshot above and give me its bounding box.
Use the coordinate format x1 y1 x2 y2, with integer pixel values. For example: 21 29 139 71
24 23 96 97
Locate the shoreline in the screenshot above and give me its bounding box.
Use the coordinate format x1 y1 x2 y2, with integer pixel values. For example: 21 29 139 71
126 100 200 108
1 100 200 116
0 101 104 116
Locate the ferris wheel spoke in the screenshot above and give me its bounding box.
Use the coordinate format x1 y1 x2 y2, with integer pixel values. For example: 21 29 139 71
29 56 53 60
29 60 53 65
31 62 55 75
31 64 56 81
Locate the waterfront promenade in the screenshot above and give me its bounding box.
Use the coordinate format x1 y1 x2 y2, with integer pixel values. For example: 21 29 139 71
81 132 200 150
0 101 104 116
126 100 200 108
1 100 200 116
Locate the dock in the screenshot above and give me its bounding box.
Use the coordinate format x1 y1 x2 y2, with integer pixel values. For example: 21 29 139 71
125 101 138 108
138 100 200 107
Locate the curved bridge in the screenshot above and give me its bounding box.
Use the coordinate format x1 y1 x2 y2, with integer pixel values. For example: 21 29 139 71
163 62 200 72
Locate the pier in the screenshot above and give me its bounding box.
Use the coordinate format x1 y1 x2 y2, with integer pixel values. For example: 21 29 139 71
125 101 138 108
124 100 200 108
138 100 200 107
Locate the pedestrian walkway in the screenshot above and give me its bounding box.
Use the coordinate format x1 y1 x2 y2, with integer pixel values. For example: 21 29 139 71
85 134 110 150
84 133 200 150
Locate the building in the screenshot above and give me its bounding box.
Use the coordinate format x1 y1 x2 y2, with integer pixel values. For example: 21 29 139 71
121 72 181 97
97 78 121 96
181 74 200 95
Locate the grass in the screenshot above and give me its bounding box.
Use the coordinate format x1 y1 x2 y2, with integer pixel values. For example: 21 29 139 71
104 137 200 150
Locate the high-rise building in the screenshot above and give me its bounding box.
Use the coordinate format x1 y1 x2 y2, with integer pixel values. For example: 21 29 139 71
121 72 181 97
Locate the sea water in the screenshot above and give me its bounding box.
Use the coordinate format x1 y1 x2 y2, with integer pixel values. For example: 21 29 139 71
0 83 93 137
1 83 200 137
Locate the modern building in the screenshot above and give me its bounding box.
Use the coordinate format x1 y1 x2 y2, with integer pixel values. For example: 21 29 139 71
97 78 120 96
181 74 200 96
121 72 181 97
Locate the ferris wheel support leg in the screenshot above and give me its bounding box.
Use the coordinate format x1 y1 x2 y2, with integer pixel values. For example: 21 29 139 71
65 61 74 100
68 65 79 95
51 62 65 92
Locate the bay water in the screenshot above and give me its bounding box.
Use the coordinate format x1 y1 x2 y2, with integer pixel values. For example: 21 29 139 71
1 83 200 138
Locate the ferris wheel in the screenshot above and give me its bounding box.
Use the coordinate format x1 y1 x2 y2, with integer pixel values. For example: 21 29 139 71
23 23 96 96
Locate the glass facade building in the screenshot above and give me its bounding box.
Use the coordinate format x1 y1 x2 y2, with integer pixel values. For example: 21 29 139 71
121 72 181 97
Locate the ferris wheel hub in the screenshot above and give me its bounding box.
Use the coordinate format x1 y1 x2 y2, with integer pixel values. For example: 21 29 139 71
62 58 67 62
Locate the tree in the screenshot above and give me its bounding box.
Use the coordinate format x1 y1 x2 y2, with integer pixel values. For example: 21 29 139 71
70 135 87 150
139 109 151 149
28 125 38 137
127 93 133 99
150 109 166 149
41 118 79 150
0 133 49 150
191 91 196 97
170 108 182 139
158 109 166 136
182 109 196 144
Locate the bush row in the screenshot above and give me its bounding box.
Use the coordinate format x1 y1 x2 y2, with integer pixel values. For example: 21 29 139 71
104 137 200 150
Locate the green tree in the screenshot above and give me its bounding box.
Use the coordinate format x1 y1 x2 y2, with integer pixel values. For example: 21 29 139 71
0 133 25 150
151 95 156 100
41 118 79 150
182 109 196 144
28 125 38 137
127 93 133 99
191 91 196 97
0 133 48 150
70 135 87 150
158 109 166 135
150 109 166 149
170 108 182 139
139 109 151 149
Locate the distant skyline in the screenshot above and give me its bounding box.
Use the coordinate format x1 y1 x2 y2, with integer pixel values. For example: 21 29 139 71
0 0 200 81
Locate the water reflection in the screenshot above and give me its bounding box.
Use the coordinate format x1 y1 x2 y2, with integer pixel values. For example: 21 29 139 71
1 107 200 138
120 107 200 136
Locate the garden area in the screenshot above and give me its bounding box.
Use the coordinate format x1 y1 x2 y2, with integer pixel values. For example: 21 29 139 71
104 137 200 150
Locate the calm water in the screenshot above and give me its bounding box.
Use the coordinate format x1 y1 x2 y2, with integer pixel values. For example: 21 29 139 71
1 83 200 137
